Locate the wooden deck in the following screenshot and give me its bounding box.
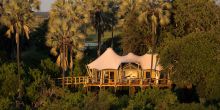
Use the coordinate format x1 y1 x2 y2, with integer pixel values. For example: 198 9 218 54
56 76 172 88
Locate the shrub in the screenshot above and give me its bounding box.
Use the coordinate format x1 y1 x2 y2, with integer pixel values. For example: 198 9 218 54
0 63 20 97
84 90 119 110
40 58 59 78
126 88 177 110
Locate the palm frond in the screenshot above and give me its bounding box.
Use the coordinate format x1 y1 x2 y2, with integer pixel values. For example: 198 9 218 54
5 29 12 38
23 25 30 40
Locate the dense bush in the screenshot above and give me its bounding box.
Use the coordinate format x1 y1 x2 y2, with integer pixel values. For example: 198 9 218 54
40 58 60 78
173 0 220 37
120 11 150 55
0 97 14 110
39 90 119 110
0 0 219 109
0 62 219 110
0 63 20 97
84 91 119 110
169 103 218 110
160 31 220 102
126 89 177 110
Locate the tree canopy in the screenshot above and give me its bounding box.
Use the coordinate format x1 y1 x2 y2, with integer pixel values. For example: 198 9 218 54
46 0 86 78
160 30 220 101
173 0 220 37
0 0 220 109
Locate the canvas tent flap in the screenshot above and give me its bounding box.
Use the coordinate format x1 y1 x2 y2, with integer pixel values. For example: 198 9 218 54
139 54 162 71
87 48 121 70
87 48 162 71
121 53 140 63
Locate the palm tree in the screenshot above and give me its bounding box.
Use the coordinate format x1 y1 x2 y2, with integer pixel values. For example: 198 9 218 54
117 0 137 25
0 0 40 104
118 0 171 84
109 0 119 48
46 0 86 87
137 0 172 84
82 0 113 56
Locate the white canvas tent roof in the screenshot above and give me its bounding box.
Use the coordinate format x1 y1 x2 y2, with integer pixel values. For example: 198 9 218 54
87 48 162 71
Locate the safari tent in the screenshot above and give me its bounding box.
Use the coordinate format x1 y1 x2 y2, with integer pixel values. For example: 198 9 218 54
86 48 168 86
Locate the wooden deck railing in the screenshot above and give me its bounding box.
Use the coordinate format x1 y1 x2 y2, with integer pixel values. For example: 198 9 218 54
56 76 171 88
56 76 88 85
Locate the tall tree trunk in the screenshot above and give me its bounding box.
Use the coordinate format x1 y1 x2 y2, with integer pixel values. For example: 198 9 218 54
16 33 22 109
111 18 114 48
97 29 102 56
17 35 21 95
150 49 154 86
111 20 114 48
150 33 155 87
62 42 65 88
70 47 73 77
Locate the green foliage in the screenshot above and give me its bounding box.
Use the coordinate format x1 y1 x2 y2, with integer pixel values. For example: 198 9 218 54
84 90 119 110
80 0 119 55
39 90 120 110
160 31 220 101
101 36 122 54
173 0 220 37
73 60 82 76
1 0 220 109
0 63 24 110
118 95 129 109
0 49 7 64
0 97 14 110
169 103 218 110
126 89 177 110
0 0 40 45
31 19 49 50
26 68 53 103
46 0 86 72
120 12 150 55
40 58 59 77
60 92 85 110
0 63 20 97
37 89 83 110
119 0 172 55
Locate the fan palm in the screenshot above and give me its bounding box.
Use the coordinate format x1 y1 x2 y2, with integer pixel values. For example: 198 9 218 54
46 0 86 87
137 0 172 84
118 0 171 84
0 0 40 104
81 0 114 56
109 0 119 48
117 0 137 26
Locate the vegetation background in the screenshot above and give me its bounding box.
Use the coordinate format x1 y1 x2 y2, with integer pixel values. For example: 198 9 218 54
0 0 219 109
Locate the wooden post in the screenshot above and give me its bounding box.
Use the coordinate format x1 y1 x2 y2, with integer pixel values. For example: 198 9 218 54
71 77 73 85
114 70 117 86
156 71 159 86
129 79 131 85
108 70 110 83
141 87 145 92
140 78 143 86
102 70 104 84
167 71 171 87
86 86 88 93
129 87 135 95
95 69 97 83
144 71 146 80
100 70 102 86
